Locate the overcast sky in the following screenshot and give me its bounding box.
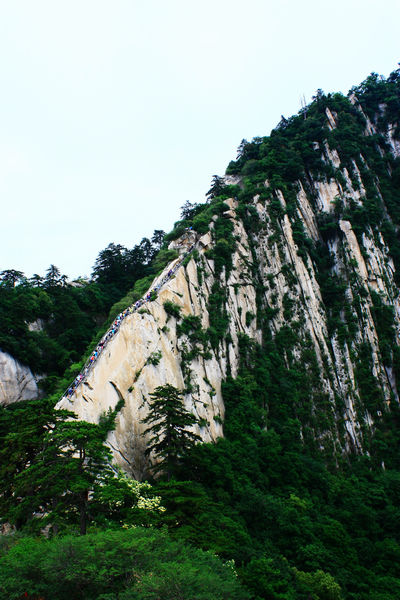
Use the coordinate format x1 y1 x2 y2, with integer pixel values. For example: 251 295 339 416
1 0 399 279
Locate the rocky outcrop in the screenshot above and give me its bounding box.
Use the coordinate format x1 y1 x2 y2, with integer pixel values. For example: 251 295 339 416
0 351 42 405
58 89 400 471
58 198 265 478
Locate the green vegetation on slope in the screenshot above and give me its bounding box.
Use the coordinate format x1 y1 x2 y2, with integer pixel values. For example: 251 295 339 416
172 334 400 599
0 528 248 600
1 67 400 599
0 231 169 392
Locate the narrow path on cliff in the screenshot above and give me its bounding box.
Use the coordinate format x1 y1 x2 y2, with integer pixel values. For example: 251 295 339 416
62 237 197 401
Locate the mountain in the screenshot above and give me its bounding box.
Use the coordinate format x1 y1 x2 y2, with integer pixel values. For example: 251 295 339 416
2 67 400 600
58 69 400 475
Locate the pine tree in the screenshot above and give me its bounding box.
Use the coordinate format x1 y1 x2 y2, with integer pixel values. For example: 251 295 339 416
2 405 114 535
141 384 201 481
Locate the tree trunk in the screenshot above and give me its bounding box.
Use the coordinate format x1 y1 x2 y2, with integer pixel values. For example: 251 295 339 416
79 490 88 535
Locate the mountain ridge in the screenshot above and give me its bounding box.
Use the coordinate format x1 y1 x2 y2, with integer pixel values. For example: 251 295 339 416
53 69 400 473
2 67 400 600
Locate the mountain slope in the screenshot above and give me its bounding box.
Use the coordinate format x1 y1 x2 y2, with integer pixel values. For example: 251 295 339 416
58 69 400 475
2 67 400 600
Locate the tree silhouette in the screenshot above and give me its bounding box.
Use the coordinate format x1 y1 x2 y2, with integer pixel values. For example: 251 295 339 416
180 200 202 220
206 175 225 199
141 384 200 481
0 269 25 287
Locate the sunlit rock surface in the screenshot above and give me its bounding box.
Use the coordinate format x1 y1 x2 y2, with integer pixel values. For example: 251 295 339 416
57 100 400 474
0 350 41 405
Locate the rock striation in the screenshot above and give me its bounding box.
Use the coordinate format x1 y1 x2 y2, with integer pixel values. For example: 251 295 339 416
58 76 400 473
58 209 256 479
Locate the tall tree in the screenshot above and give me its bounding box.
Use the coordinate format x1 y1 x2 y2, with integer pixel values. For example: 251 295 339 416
180 200 202 220
3 406 114 535
29 273 44 287
141 384 200 481
0 398 56 530
44 264 61 286
151 229 165 251
206 175 225 200
0 269 25 287
92 243 127 285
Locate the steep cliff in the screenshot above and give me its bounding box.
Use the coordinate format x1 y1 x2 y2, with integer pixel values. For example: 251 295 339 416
58 213 256 478
58 69 400 474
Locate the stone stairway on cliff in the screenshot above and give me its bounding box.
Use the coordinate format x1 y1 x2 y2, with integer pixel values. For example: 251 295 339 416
61 232 197 402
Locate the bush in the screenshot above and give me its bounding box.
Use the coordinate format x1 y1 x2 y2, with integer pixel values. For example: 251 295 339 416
151 249 179 275
131 275 156 302
177 314 202 336
147 350 162 366
164 222 188 242
192 211 211 234
163 300 181 320
0 528 250 600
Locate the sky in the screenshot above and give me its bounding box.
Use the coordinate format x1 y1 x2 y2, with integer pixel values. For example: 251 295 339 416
0 0 399 280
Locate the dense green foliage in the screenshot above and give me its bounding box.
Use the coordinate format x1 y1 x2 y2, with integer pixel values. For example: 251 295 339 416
0 395 170 538
170 336 400 599
0 266 105 380
1 68 400 599
0 528 248 600
0 231 166 391
141 384 201 480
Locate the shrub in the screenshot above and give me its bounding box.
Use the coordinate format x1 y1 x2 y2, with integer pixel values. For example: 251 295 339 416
163 300 181 320
147 350 162 366
151 249 179 275
131 275 155 301
245 311 256 327
0 528 250 600
193 211 211 234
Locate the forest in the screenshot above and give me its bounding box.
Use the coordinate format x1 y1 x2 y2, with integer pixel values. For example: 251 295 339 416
1 68 400 599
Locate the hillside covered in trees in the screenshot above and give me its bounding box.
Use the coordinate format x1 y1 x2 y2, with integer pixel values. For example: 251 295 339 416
1 68 400 599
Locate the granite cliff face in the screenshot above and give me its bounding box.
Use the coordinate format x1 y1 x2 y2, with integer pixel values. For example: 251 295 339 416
58 74 400 475
58 203 258 478
0 351 42 405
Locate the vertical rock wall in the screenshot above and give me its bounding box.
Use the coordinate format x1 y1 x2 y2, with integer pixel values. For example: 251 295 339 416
57 95 400 471
58 203 260 478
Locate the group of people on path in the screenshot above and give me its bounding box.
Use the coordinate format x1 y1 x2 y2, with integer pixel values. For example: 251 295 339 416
64 240 196 399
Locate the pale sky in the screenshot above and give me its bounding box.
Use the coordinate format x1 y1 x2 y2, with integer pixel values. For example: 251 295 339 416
1 0 399 279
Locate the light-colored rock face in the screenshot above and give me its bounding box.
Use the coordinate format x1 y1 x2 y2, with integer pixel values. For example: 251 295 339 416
58 211 258 478
28 319 45 332
57 104 400 468
0 351 42 405
325 107 337 130
387 123 400 158
251 181 400 451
